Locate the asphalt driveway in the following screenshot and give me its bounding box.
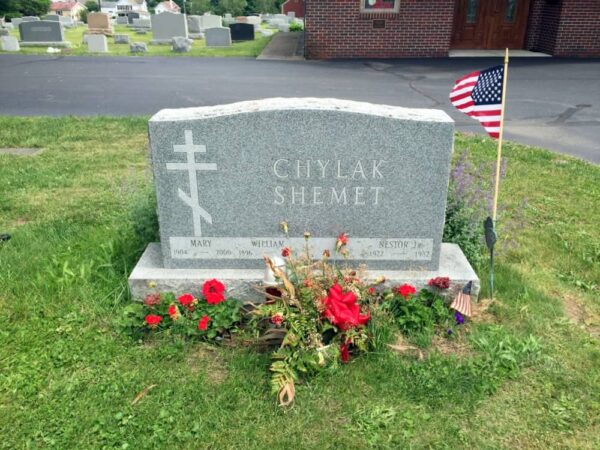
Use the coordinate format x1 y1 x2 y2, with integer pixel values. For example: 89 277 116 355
0 55 598 162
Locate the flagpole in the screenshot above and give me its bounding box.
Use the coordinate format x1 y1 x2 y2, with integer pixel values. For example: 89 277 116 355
492 48 509 221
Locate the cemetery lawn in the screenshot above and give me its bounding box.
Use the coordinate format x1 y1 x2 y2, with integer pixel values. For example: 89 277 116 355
1 116 599 449
2 24 274 57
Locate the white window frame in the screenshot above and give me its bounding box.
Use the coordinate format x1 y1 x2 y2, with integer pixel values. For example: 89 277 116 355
360 0 400 14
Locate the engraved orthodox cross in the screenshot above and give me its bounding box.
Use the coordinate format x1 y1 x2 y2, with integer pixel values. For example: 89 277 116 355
166 130 217 236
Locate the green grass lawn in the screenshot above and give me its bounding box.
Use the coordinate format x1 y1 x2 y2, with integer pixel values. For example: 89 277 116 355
0 117 599 449
2 24 274 57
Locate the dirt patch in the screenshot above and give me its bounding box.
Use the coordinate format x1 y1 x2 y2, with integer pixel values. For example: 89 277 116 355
186 344 228 384
560 292 600 339
0 148 43 156
430 335 475 358
471 298 498 324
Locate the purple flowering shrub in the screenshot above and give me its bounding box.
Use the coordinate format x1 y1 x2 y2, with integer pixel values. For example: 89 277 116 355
444 150 528 267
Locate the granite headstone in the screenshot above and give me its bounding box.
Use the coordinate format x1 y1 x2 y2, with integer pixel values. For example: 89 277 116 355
200 13 221 30
19 20 67 45
87 12 113 35
1 35 20 51
21 16 40 22
204 27 231 47
147 98 454 271
229 23 254 41
87 34 108 52
42 15 61 22
151 12 188 44
127 12 140 24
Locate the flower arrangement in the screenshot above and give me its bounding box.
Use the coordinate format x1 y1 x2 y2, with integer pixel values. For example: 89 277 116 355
120 279 242 340
122 232 470 407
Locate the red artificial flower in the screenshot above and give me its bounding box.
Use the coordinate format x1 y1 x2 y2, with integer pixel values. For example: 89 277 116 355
145 314 162 327
198 315 211 331
202 279 226 305
368 287 375 295
340 342 350 363
178 293 195 307
428 276 451 290
397 283 417 299
167 304 178 320
143 293 161 307
336 232 349 251
281 247 291 257
323 283 370 331
270 312 284 326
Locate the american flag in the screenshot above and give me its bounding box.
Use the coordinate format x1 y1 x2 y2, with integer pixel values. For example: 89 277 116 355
451 281 473 318
450 65 504 139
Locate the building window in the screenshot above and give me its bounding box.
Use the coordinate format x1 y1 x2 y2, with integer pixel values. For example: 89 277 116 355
466 0 478 23
360 0 400 13
505 0 517 22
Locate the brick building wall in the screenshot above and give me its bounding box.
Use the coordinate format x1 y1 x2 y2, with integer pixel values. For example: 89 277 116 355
305 0 455 59
282 0 305 18
305 0 600 59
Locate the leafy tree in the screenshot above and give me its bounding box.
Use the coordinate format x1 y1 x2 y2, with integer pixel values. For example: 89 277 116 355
217 0 247 16
0 0 20 15
189 0 213 14
253 0 278 14
18 0 51 17
85 1 100 12
79 9 88 23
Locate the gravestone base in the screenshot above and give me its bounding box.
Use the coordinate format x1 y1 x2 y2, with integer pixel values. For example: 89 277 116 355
150 39 173 45
129 243 480 303
189 33 204 39
20 41 71 47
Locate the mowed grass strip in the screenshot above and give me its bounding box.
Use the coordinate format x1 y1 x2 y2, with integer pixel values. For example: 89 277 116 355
0 117 598 449
2 24 274 57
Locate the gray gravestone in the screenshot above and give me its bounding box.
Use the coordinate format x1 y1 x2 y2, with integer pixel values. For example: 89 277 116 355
200 13 222 30
151 12 187 44
147 98 454 271
172 36 192 52
114 34 130 44
11 18 23 28
130 41 147 53
0 29 8 36
87 34 108 52
187 15 201 33
204 27 231 47
116 16 129 25
19 20 68 46
21 16 40 22
1 35 20 51
42 15 60 22
127 12 140 24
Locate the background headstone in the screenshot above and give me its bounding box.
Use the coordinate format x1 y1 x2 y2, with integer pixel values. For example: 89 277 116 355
11 18 23 28
87 34 108 52
0 28 8 37
42 15 60 22
114 34 130 44
127 12 140 24
147 98 454 271
19 20 66 44
201 13 222 30
116 16 128 25
151 12 188 44
21 17 40 22
1 35 20 51
204 27 231 47
229 23 254 41
87 12 113 35
130 41 147 53
172 36 192 52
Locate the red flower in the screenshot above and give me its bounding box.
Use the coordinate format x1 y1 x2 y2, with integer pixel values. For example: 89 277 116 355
167 304 178 320
340 342 350 363
281 247 291 257
397 283 417 298
336 232 349 252
143 293 161 307
270 313 284 326
368 287 375 295
198 315 211 331
202 279 226 305
323 283 370 330
428 276 451 290
178 293 195 307
145 314 162 327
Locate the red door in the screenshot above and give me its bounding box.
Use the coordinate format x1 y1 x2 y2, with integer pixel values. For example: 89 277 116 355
451 0 532 49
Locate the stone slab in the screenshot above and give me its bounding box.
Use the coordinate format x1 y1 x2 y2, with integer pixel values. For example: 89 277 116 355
204 26 231 47
229 23 254 41
149 98 454 271
87 34 108 52
151 11 188 42
0 35 19 51
20 41 71 48
19 20 64 43
128 243 479 302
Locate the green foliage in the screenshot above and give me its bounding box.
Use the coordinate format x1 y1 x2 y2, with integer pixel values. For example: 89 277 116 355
289 21 303 32
85 1 100 12
443 195 486 267
188 0 213 14
118 292 242 341
216 0 248 16
18 0 50 17
252 0 278 13
79 9 88 24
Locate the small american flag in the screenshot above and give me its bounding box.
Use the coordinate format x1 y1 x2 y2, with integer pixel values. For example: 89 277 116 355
451 281 473 318
450 65 504 139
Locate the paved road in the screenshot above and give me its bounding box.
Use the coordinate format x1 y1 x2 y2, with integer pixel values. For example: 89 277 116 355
0 54 598 162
